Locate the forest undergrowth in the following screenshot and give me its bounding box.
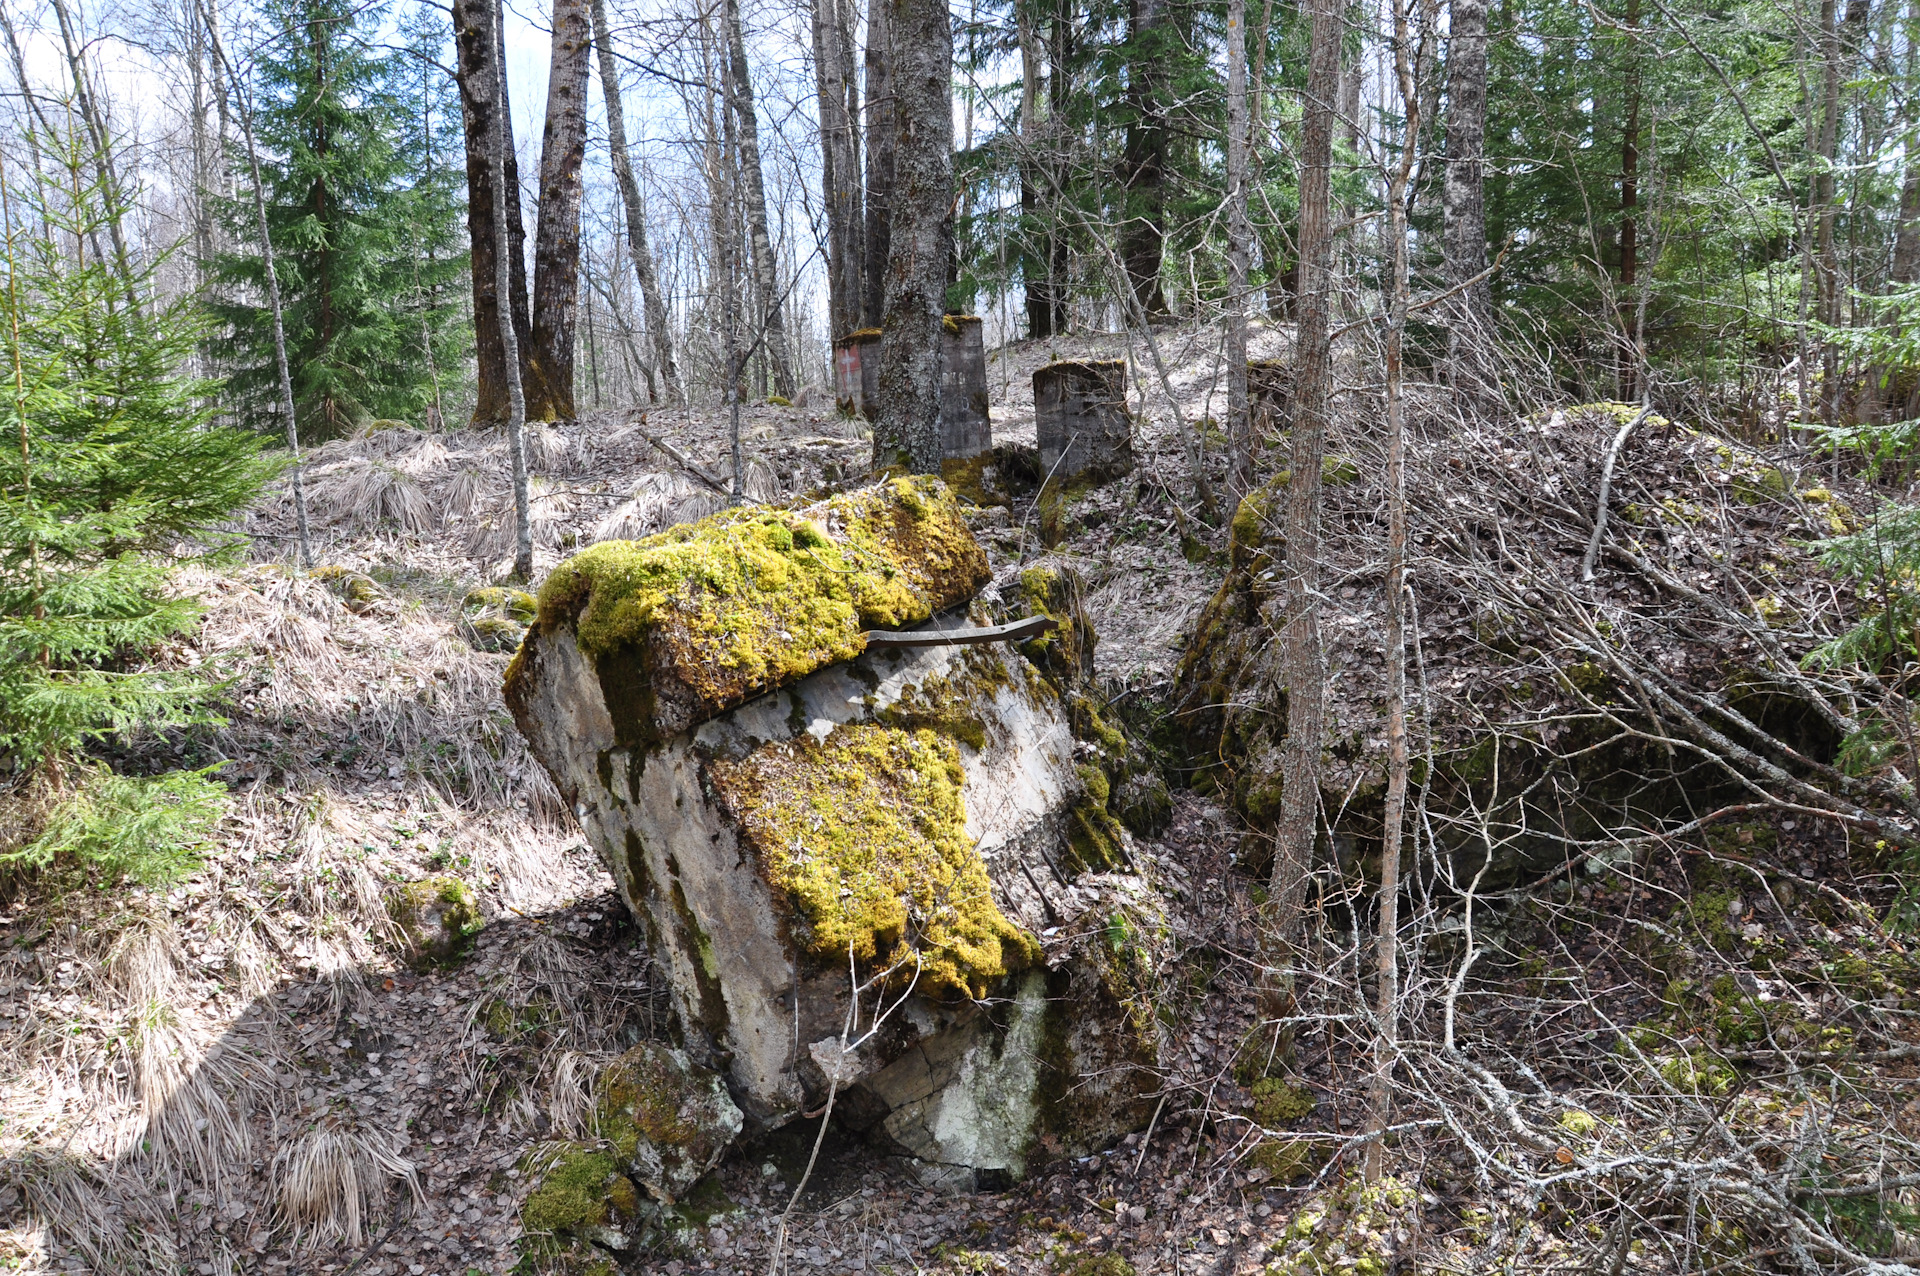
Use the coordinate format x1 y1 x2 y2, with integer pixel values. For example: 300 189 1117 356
3 322 1919 1275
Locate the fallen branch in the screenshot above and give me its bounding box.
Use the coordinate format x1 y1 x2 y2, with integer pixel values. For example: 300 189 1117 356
862 615 1056 648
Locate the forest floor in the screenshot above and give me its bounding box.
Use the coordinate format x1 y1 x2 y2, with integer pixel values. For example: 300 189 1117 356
5 321 1920 1274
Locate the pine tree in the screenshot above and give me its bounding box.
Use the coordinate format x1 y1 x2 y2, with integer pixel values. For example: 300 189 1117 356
0 137 274 886
212 0 467 442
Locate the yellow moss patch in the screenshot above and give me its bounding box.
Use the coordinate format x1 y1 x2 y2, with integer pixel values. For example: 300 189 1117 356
707 723 1038 998
518 477 988 739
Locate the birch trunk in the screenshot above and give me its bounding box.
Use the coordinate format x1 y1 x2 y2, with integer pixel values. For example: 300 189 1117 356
48 0 137 311
725 0 795 398
200 0 311 568
525 0 593 422
490 22 533 583
589 0 681 402
813 0 865 340
454 0 531 424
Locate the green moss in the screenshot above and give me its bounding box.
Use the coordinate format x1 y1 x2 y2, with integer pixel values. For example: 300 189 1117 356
1250 1077 1317 1125
766 394 793 407
517 477 988 738
387 875 482 965
520 1144 625 1235
311 564 382 610
1266 1175 1415 1276
941 453 1005 507
708 722 1039 997
1558 661 1612 698
1059 1256 1135 1276
1065 799 1127 876
873 648 1009 751
465 585 538 623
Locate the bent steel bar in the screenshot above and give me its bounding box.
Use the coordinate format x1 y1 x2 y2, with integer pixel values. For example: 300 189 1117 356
862 614 1056 648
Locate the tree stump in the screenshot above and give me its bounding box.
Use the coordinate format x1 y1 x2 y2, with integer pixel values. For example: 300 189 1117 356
1034 359 1133 483
1249 359 1293 442
833 327 884 419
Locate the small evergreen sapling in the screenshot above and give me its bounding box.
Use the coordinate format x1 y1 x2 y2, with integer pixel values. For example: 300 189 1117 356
0 141 275 886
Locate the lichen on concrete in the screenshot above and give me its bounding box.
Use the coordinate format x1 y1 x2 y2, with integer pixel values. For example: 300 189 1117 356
509 476 988 742
707 722 1039 998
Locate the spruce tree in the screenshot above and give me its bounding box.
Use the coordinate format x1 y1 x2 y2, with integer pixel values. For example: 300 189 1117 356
212 0 467 442
0 138 275 886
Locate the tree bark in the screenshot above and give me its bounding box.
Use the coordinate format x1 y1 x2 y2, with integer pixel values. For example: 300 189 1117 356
1225 0 1252 493
453 0 531 424
1442 0 1492 397
871 0 952 473
1271 0 1341 934
1120 0 1168 316
863 0 896 327
725 0 795 398
1046 0 1071 332
1617 0 1641 402
813 0 866 341
1018 0 1054 339
525 0 592 422
590 0 681 402
489 21 533 582
1813 0 1873 425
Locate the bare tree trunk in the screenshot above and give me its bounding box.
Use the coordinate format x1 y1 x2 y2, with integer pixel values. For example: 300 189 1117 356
813 0 865 340
863 0 895 327
1442 0 1492 398
1271 0 1341 934
1365 0 1423 1183
1120 0 1168 316
1225 0 1252 494
871 0 952 472
48 0 137 311
1813 0 1872 426
725 0 795 399
1617 0 1641 402
1018 0 1054 339
1046 0 1070 332
200 0 310 568
453 0 531 424
489 25 533 582
590 0 681 402
525 0 592 422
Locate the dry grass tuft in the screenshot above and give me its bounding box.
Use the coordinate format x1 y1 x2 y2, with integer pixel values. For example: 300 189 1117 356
2 1149 180 1273
271 1117 419 1250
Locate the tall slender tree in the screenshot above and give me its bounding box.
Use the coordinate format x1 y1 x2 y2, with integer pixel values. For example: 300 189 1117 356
863 0 896 327
1119 0 1169 316
813 0 865 340
1224 0 1252 493
1271 0 1341 932
525 0 592 422
590 0 680 401
725 0 795 397
872 0 953 471
1442 0 1492 396
453 0 531 424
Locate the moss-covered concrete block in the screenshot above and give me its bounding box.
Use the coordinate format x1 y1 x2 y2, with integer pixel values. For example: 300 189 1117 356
387 875 482 965
506 490 1167 1185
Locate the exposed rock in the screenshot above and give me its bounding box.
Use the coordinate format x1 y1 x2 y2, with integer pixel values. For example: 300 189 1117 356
508 479 1165 1185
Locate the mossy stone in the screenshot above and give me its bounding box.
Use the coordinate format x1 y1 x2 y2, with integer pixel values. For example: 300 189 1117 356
465 585 538 624
387 875 482 965
593 1042 743 1205
520 1144 641 1248
708 722 1040 998
467 614 526 653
